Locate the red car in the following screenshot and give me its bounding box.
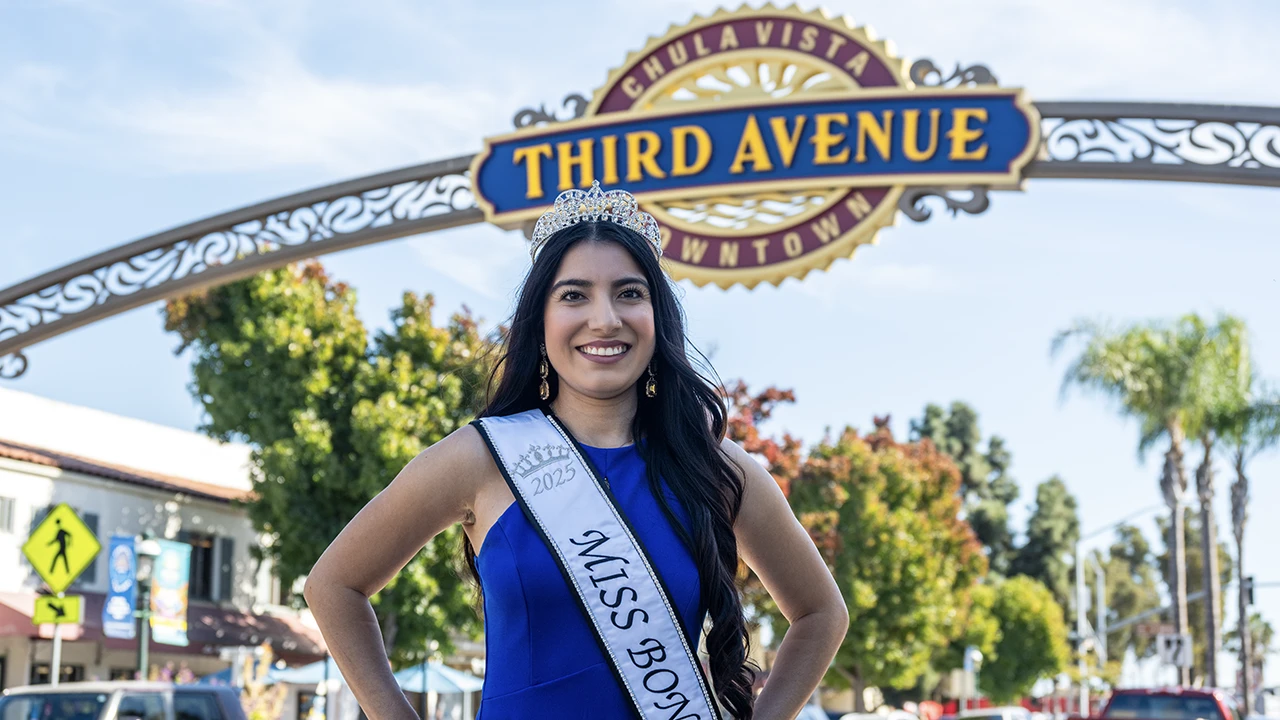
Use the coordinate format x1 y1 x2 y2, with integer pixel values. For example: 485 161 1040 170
1100 688 1238 720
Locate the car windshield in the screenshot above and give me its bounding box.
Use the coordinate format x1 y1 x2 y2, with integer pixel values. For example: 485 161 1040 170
1104 695 1225 720
0 694 110 720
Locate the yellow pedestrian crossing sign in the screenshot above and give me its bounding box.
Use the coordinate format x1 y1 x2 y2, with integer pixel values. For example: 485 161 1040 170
22 504 101 594
33 595 83 626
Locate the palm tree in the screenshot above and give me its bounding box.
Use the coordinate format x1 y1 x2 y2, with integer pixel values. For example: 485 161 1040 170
1052 315 1222 686
1219 386 1280 713
1185 316 1251 687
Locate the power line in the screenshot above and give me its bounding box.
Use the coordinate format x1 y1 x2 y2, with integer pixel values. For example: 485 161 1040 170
1080 504 1165 542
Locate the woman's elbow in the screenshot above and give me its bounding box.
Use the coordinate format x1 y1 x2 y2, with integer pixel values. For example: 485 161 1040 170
301 572 326 610
829 593 850 634
302 557 340 609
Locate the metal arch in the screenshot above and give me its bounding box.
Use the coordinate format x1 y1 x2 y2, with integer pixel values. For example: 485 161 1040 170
0 155 481 378
3 99 1279 378
1029 101 1280 187
901 101 1280 222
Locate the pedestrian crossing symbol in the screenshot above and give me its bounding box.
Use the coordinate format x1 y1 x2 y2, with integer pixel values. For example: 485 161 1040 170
22 504 101 594
33 595 83 626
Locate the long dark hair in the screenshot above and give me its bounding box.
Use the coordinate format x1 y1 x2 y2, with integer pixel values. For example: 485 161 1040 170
466 220 756 718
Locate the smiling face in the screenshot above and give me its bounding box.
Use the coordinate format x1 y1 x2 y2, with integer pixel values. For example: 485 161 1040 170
543 239 656 402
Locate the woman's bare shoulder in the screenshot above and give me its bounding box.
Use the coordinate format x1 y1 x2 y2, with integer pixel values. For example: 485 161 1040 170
372 423 501 512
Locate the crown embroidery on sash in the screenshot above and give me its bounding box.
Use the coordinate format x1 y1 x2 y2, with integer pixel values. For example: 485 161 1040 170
513 443 572 477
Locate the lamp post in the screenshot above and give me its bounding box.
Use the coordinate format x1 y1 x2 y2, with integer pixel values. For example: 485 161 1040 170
135 534 162 679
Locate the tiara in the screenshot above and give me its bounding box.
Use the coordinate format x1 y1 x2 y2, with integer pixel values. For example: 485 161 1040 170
529 181 663 260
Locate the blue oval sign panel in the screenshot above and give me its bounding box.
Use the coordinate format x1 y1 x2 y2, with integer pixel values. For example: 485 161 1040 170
470 6 1041 288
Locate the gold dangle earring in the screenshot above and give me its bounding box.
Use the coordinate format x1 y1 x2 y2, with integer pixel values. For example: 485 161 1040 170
645 362 657 398
539 343 551 401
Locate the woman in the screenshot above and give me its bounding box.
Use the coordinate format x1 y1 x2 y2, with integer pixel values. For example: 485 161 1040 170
303 183 847 720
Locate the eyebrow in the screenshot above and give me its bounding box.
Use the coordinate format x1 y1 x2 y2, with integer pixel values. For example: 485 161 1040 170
550 276 649 292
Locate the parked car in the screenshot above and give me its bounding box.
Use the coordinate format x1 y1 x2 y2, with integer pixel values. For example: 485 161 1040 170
841 711 921 720
0 681 247 720
1098 687 1236 720
957 707 1032 720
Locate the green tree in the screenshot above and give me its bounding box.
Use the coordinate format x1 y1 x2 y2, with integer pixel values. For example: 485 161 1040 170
1010 477 1080 617
1219 387 1280 713
979 576 1071 703
1187 316 1251 684
910 402 1019 576
164 262 492 665
1158 509 1234 685
789 418 986 710
722 380 803 631
1226 612 1275 693
1054 315 1227 682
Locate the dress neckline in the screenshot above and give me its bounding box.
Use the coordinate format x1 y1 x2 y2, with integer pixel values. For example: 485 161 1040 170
543 408 635 451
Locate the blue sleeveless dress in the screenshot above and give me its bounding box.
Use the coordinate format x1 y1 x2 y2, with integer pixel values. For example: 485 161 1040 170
474 442 706 719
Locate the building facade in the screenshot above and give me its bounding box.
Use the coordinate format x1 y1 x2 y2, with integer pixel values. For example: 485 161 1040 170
0 387 325 689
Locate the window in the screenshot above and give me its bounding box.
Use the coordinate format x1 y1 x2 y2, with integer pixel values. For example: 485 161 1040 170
297 691 319 720
29 663 84 685
0 693 109 720
0 497 14 533
117 694 164 720
175 694 221 720
217 537 235 601
178 531 216 602
29 505 50 534
1104 695 1226 720
73 513 99 587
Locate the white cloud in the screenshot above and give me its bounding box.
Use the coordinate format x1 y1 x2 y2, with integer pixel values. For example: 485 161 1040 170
0 63 79 143
104 53 505 176
407 226 530 300
644 0 1280 104
771 251 954 307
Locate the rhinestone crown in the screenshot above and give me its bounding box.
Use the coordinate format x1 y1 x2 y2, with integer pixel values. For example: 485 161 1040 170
530 181 663 260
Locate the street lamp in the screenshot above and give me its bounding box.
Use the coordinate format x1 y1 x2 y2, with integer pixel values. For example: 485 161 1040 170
135 534 162 679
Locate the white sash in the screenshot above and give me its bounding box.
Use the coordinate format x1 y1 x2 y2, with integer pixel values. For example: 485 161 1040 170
473 409 717 720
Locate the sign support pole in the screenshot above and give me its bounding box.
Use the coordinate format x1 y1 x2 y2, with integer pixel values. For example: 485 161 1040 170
50 592 64 687
1075 543 1089 714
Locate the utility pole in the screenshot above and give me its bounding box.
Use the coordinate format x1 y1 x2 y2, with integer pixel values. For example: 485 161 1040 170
1076 543 1089 715
1095 560 1107 665
1232 459 1251 714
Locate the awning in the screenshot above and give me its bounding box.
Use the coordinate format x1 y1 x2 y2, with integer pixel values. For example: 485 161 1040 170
0 592 326 664
267 658 484 695
394 662 484 694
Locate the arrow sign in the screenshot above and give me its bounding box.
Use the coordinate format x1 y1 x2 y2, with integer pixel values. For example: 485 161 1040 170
33 595 83 626
22 504 101 594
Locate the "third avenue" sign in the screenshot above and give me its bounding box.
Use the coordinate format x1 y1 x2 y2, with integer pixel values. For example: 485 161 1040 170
471 5 1039 288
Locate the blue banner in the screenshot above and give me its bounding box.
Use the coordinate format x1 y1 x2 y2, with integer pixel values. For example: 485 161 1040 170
102 535 137 640
150 540 191 647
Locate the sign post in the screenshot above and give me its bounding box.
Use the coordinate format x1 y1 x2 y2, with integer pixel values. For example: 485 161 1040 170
22 504 102 686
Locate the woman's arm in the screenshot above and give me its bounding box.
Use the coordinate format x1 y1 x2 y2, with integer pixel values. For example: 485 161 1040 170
302 425 493 720
722 438 849 720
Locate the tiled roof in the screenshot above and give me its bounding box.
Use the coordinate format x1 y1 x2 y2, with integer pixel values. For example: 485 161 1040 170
0 439 251 503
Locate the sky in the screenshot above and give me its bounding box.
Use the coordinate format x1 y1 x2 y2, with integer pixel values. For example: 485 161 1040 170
2 0 1279 687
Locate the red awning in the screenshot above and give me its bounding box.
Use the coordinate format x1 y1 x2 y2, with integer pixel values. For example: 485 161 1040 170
0 592 326 664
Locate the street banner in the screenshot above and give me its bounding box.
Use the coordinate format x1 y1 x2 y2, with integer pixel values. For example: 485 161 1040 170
150 540 191 647
102 535 137 640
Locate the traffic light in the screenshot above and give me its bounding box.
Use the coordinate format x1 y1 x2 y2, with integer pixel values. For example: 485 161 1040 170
1243 576 1255 606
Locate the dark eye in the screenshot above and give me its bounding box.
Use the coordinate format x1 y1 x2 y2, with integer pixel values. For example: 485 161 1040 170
557 289 585 302
619 286 649 300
